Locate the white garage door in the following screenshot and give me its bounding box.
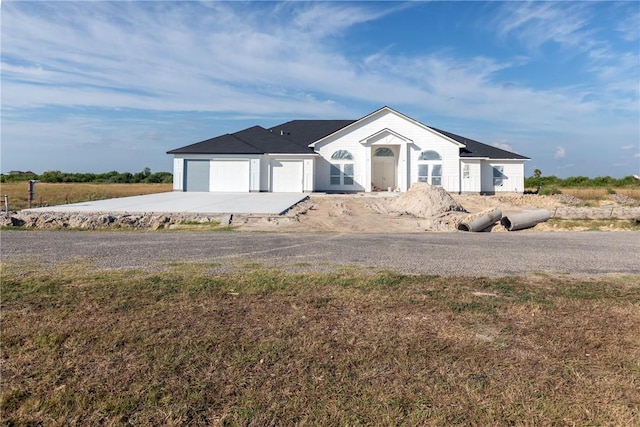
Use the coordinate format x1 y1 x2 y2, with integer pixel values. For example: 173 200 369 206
210 160 250 192
271 159 303 192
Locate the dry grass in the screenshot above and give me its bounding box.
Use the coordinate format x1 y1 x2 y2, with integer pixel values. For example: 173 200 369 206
0 182 172 211
617 188 640 199
2 263 639 426
548 218 640 231
561 187 640 201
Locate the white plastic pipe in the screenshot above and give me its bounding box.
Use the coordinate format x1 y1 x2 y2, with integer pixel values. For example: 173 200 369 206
457 209 502 232
501 209 551 231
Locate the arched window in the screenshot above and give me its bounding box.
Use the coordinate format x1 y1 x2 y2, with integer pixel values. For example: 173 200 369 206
418 150 442 161
374 147 394 157
331 150 353 160
417 150 442 186
330 150 354 186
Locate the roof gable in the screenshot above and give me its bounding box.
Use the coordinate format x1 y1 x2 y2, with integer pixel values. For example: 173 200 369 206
309 106 465 148
360 128 412 145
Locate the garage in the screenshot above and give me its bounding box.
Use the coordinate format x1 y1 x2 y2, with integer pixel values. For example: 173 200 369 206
210 159 250 192
184 160 210 192
271 159 303 192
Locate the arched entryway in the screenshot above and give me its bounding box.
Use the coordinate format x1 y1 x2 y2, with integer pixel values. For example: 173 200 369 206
371 146 397 191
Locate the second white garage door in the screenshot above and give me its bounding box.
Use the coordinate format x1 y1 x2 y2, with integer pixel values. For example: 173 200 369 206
210 160 250 192
271 159 303 192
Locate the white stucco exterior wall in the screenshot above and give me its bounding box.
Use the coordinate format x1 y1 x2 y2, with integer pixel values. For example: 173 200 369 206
481 160 525 193
460 159 482 193
313 109 464 193
172 157 184 191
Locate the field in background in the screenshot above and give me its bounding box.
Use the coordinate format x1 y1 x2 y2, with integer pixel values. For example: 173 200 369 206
0 182 172 211
2 263 639 425
559 187 640 201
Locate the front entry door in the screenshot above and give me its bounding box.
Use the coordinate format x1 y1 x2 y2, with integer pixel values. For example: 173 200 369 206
371 147 397 191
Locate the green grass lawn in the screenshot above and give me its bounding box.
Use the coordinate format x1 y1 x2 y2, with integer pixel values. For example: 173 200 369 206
2 262 639 426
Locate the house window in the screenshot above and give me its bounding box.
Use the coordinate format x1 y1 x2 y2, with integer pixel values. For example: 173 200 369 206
418 150 442 161
343 163 354 185
330 164 341 185
463 164 470 179
431 164 442 186
374 147 394 157
493 166 506 187
331 150 353 160
417 150 442 186
418 164 428 183
330 150 355 186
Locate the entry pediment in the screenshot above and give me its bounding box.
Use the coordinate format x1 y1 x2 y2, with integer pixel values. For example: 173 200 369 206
360 128 413 146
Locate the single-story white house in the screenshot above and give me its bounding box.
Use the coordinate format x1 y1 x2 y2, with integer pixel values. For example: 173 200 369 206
167 106 529 194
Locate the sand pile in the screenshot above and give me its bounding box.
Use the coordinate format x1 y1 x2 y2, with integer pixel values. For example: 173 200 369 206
388 182 467 218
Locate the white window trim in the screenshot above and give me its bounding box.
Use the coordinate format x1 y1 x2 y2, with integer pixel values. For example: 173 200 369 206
418 151 442 186
330 150 355 186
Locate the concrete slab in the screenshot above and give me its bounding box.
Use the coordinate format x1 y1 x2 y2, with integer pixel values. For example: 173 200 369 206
24 192 308 215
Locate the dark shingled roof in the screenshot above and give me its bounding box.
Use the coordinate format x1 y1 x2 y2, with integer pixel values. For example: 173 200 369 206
268 120 355 148
168 117 528 160
429 127 530 160
167 125 317 155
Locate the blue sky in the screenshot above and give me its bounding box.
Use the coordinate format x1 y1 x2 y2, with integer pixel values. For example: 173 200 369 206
2 1 639 177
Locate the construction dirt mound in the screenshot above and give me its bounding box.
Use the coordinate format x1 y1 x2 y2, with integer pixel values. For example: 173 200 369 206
388 182 467 218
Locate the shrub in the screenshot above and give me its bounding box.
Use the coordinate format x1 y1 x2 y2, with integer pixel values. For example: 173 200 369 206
539 186 562 195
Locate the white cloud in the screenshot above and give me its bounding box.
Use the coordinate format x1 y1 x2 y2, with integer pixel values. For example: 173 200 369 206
555 146 566 160
622 144 638 150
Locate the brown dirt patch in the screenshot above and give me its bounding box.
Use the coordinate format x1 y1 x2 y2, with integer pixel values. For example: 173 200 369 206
237 185 640 233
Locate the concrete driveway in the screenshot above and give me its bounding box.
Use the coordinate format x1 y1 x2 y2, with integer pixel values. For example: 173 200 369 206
24 192 308 215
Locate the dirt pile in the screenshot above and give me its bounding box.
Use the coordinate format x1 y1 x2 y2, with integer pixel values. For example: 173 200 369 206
388 182 467 218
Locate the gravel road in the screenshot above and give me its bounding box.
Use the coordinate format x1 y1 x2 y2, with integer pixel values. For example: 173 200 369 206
2 230 639 276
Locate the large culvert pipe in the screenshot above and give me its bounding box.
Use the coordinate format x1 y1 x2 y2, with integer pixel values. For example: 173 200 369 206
457 209 502 232
501 209 551 231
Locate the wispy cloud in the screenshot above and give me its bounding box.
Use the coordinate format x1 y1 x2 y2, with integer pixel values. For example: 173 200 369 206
3 1 637 125
616 8 640 41
555 146 566 160
493 2 595 52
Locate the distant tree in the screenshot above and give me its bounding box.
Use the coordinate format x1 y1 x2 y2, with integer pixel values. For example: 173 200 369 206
563 176 590 187
39 170 65 183
147 171 173 183
2 169 172 184
0 171 38 182
533 169 541 178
